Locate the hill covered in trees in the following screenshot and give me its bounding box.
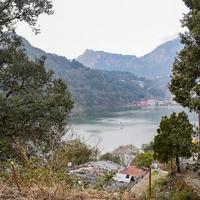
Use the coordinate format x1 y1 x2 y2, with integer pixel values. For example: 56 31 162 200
22 38 166 112
77 38 183 78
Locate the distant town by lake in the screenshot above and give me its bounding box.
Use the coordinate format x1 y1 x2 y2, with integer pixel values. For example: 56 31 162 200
69 105 197 153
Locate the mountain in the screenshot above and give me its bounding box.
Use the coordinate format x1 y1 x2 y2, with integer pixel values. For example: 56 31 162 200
77 38 183 78
22 38 166 112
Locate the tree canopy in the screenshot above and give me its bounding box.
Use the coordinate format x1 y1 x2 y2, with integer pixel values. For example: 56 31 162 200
50 139 95 171
99 152 121 164
0 0 74 162
134 151 154 168
169 0 200 113
153 112 193 172
0 0 53 32
0 46 73 160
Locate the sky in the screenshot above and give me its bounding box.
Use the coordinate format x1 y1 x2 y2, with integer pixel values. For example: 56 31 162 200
16 0 188 59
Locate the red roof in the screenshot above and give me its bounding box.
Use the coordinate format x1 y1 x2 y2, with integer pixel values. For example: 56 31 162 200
120 166 148 178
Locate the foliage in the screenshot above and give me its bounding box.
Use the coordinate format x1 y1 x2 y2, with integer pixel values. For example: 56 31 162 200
0 47 73 162
0 139 19 161
143 175 199 200
141 142 154 152
93 171 115 190
0 161 79 188
112 144 139 166
0 0 73 164
133 151 154 167
186 162 200 174
0 0 53 33
99 152 121 164
170 181 199 200
169 0 200 113
23 38 166 110
153 112 193 172
153 176 169 190
50 139 96 171
171 191 199 200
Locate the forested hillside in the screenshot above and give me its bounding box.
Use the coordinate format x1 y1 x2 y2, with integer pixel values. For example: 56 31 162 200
23 38 165 111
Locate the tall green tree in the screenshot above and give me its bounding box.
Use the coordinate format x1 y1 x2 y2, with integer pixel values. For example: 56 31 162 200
153 112 193 172
0 47 73 161
134 151 154 168
0 0 74 162
169 0 200 154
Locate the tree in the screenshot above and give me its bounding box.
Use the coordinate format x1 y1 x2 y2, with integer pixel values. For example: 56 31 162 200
112 144 139 166
153 112 193 172
0 0 53 56
0 0 53 32
0 48 73 162
134 151 154 168
141 142 154 152
50 139 95 171
0 0 74 163
99 152 121 164
169 0 200 157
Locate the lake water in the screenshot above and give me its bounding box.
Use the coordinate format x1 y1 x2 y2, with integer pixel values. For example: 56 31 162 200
70 106 197 153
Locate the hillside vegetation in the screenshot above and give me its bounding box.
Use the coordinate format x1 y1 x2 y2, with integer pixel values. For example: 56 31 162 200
23 38 165 111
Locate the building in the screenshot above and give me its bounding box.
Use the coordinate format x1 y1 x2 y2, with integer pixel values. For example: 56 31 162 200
114 166 148 184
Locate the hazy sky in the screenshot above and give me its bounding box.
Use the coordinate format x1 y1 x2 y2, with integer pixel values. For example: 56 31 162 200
16 0 188 59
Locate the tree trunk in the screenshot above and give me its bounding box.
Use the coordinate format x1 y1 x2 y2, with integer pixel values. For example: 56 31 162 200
198 112 200 160
176 155 180 173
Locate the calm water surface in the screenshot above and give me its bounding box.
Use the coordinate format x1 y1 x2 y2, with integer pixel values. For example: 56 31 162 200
70 106 197 152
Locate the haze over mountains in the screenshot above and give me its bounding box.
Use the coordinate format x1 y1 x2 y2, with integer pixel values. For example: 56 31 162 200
77 38 182 78
22 37 182 112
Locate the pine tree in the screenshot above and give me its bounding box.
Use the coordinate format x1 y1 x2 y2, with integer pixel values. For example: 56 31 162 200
169 0 200 156
153 112 193 172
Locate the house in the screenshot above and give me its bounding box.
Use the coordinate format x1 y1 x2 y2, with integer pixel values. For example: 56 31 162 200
114 166 148 184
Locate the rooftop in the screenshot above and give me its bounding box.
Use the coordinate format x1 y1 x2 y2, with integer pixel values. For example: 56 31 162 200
120 166 148 178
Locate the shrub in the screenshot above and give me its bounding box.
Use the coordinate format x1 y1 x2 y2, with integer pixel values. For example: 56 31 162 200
171 191 199 200
170 180 199 200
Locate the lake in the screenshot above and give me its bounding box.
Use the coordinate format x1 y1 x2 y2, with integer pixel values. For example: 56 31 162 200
69 106 197 153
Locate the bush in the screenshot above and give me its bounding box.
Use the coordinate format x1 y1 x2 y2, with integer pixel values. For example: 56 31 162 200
171 191 199 200
153 176 168 191
49 139 97 171
93 171 115 190
0 161 79 188
170 180 199 200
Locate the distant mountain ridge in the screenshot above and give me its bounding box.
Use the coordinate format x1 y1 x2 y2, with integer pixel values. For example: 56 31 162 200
22 38 166 112
77 38 183 78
